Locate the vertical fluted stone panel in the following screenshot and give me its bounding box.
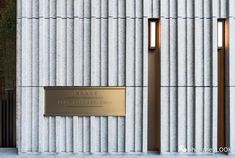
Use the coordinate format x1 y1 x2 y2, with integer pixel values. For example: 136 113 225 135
17 0 145 154
17 0 235 155
229 18 235 153
157 0 233 154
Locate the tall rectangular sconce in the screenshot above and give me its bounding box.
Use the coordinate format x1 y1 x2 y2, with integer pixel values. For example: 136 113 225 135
150 21 156 49
148 19 160 50
218 20 225 49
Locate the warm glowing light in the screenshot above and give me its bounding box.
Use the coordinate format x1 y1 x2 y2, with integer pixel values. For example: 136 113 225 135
150 21 156 48
218 21 224 48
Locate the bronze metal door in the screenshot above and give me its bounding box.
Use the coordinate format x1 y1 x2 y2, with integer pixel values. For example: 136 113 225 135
218 19 226 149
148 19 160 151
218 48 225 148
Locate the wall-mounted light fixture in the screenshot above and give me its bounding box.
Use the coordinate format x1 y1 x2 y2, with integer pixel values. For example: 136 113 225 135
150 21 156 49
149 20 159 50
218 20 225 49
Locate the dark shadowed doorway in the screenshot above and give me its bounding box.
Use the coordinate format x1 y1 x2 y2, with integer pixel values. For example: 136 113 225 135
148 19 160 151
0 0 16 147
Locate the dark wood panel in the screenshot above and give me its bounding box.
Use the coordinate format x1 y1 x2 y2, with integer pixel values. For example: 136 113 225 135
218 19 226 150
218 49 225 149
148 19 160 151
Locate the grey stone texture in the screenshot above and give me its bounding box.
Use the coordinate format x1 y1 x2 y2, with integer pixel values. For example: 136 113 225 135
17 0 235 155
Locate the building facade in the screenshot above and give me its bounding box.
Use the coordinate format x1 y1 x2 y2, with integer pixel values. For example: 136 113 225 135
17 0 235 155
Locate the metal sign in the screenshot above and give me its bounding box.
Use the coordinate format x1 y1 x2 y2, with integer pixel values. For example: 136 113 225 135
44 87 126 116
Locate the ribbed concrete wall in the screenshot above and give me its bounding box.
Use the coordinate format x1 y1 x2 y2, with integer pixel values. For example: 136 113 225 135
17 0 235 154
157 0 235 154
17 0 147 153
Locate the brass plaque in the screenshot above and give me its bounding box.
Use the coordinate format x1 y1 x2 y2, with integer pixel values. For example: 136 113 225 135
44 87 126 116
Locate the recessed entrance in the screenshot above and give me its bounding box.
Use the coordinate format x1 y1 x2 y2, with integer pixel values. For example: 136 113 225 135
217 19 227 149
148 19 160 151
0 0 16 147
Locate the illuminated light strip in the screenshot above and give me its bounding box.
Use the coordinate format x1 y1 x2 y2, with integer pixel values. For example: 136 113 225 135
218 21 224 49
150 21 156 49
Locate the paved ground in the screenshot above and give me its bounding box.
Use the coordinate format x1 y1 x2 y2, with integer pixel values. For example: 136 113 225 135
0 148 234 158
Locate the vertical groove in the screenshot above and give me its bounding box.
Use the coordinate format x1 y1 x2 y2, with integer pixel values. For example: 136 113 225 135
229 18 235 153
98 0 102 151
73 0 84 151
73 0 78 152
168 0 171 152
55 0 67 152
24 17 32 152
185 0 188 149
49 0 56 152
100 0 108 152
81 0 85 152
202 16 205 151
66 0 73 151
26 18 32 152
38 0 43 150
186 0 194 149
195 16 204 152
31 9 39 151
177 14 187 151
142 0 147 150
17 0 235 155
133 1 136 150
118 0 125 152
169 17 177 152
44 11 50 151
83 0 91 152
91 0 102 152
48 0 52 152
